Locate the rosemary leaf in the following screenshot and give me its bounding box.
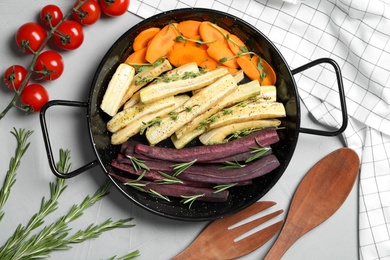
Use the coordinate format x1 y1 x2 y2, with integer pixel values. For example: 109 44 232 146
107 250 141 260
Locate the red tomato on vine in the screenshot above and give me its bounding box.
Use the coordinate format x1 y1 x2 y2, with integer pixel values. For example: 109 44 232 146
15 22 47 54
3 65 29 91
20 84 49 112
40 4 63 27
73 0 101 25
53 20 84 50
34 51 64 81
100 0 130 16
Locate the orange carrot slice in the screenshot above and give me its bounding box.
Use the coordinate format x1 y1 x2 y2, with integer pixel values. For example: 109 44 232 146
168 45 209 67
207 42 239 69
227 34 247 55
125 47 148 64
172 40 186 49
199 21 229 47
145 23 179 63
178 20 201 38
251 55 276 85
133 27 161 52
237 56 261 81
199 53 220 71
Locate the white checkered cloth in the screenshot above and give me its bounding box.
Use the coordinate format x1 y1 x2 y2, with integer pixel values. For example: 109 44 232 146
129 0 390 259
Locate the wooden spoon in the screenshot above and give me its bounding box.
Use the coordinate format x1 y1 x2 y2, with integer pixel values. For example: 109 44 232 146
264 147 360 259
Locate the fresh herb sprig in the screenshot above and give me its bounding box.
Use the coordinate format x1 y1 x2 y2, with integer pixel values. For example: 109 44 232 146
171 160 197 177
180 194 204 209
213 183 237 193
0 129 139 259
0 128 33 222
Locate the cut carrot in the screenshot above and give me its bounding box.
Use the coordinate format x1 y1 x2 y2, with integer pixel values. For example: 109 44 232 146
199 21 229 48
199 53 220 71
145 23 179 63
178 20 201 38
173 41 186 49
133 27 160 52
251 55 276 85
168 45 209 67
237 56 261 81
207 42 239 69
227 34 247 55
125 47 148 64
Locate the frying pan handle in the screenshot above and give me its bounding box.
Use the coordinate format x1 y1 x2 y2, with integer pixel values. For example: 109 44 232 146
39 100 100 179
291 58 348 136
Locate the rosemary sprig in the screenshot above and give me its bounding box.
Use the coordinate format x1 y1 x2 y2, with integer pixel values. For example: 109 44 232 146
124 181 170 202
125 181 148 193
126 156 150 172
149 189 171 202
180 194 204 209
0 128 33 222
155 171 183 185
0 149 69 259
213 183 237 193
171 159 197 177
245 144 271 163
107 250 141 260
0 141 137 259
220 160 245 169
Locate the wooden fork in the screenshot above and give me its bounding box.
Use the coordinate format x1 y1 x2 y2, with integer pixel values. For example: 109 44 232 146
171 201 283 260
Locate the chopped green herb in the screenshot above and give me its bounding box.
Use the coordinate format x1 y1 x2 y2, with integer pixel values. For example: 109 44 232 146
180 194 204 208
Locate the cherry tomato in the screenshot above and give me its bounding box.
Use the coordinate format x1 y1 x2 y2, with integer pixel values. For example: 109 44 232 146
53 20 84 50
100 0 130 16
3 65 29 91
34 51 64 80
73 0 101 25
15 22 47 54
40 4 63 27
20 84 49 112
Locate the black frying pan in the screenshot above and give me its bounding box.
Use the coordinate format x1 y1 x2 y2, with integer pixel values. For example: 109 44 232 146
40 8 347 221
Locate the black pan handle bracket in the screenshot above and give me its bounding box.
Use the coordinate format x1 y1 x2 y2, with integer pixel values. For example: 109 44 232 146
292 57 348 136
40 100 99 179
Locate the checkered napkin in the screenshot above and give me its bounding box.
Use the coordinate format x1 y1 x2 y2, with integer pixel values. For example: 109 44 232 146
128 0 390 258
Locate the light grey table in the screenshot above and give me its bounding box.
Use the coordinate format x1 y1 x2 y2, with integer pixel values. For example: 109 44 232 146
0 1 358 259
